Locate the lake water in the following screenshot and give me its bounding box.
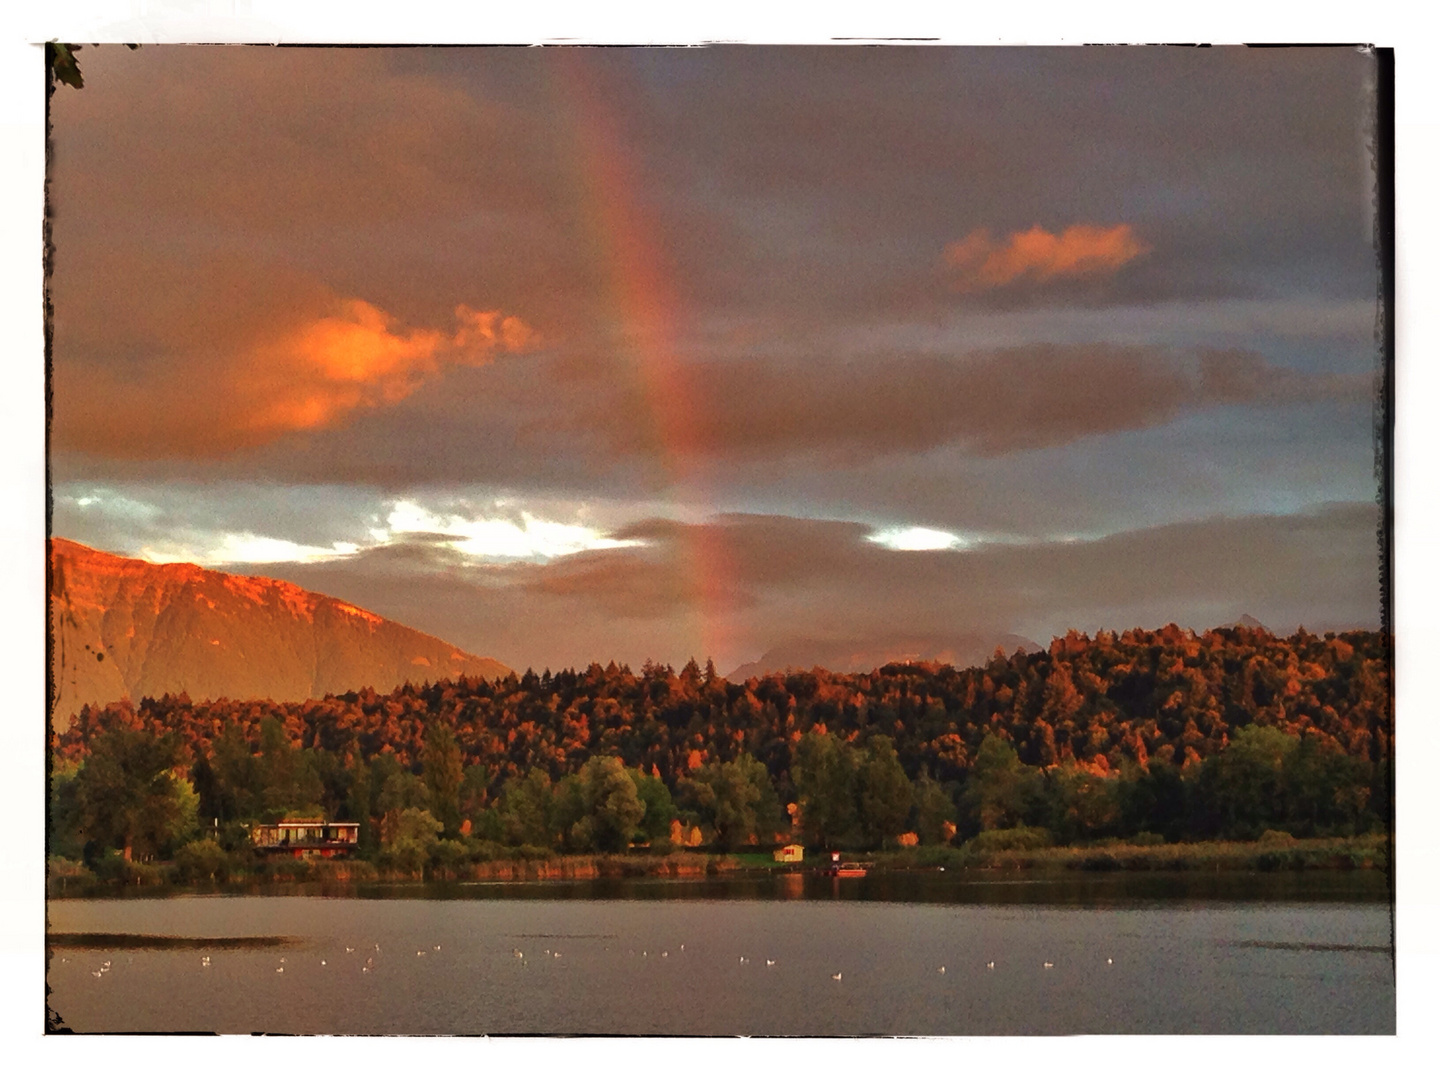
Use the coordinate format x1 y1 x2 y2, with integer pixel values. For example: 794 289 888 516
46 872 1394 1035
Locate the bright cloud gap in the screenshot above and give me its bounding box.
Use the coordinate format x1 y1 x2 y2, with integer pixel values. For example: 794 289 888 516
66 491 645 568
867 526 974 552
376 500 645 562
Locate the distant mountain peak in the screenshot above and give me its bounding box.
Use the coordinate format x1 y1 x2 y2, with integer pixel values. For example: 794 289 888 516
1229 613 1271 633
48 538 511 730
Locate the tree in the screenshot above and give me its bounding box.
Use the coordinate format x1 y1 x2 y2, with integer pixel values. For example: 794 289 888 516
345 756 374 853
380 807 443 876
630 768 679 843
959 734 1040 833
256 716 322 819
205 721 262 821
1283 732 1371 836
48 761 84 861
572 756 646 853
1037 763 1120 844
499 767 556 848
680 753 783 851
792 731 858 848
1194 724 1297 840
459 763 491 830
857 736 913 847
912 768 956 846
550 773 587 849
377 769 429 815
74 729 198 861
1115 760 1187 842
422 723 465 838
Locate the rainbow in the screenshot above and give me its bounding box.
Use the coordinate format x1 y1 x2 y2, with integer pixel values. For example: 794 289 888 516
549 51 739 670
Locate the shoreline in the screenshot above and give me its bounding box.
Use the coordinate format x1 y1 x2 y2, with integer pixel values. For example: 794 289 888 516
46 834 1390 898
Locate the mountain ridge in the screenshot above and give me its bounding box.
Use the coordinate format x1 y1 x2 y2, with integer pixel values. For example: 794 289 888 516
48 537 511 730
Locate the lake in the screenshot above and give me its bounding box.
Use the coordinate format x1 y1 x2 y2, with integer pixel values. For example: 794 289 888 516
46 871 1394 1035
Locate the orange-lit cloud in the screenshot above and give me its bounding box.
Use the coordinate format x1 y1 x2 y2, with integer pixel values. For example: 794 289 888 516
944 224 1150 292
54 292 538 458
239 300 536 440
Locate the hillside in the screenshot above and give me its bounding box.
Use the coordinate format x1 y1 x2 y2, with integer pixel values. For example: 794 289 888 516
48 538 511 730
725 633 1044 682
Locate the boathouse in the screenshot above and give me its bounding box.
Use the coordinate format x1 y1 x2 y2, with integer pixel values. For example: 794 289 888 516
773 843 804 863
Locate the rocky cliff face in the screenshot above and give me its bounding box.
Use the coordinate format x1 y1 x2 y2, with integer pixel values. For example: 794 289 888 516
48 538 511 730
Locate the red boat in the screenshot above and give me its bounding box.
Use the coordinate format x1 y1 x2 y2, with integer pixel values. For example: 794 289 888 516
823 852 872 878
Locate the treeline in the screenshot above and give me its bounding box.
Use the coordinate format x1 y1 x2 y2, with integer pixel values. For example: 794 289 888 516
49 625 1392 873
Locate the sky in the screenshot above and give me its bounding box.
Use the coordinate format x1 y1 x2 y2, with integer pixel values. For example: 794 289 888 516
47 43 1386 675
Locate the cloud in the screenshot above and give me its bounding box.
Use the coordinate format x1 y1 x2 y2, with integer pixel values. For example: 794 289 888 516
380 500 642 562
261 502 1381 676
561 344 1365 467
240 300 536 440
53 288 536 458
944 224 1151 292
139 535 362 567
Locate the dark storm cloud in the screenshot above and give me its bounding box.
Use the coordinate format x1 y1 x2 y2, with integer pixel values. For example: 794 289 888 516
50 46 1378 393
562 344 1366 464
564 45 1379 314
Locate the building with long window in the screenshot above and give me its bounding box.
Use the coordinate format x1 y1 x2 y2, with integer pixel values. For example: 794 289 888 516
250 819 360 858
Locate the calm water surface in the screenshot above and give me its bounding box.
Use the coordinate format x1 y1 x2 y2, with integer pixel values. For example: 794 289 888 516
47 872 1394 1035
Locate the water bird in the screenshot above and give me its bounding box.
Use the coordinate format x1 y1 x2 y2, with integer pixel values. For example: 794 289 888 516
938 966 946 974
276 966 284 974
1107 958 1113 965
832 972 843 981
321 960 327 966
433 945 440 952
417 950 426 956
91 970 103 979
513 949 524 959
553 952 561 959
1043 962 1054 969
661 951 668 958
766 959 775 967
680 945 685 951
346 947 355 953
986 961 995 970
280 957 286 964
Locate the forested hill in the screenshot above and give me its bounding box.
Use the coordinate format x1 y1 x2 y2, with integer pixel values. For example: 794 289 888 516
56 623 1390 800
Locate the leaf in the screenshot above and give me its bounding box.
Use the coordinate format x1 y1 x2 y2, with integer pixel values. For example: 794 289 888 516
50 42 84 90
